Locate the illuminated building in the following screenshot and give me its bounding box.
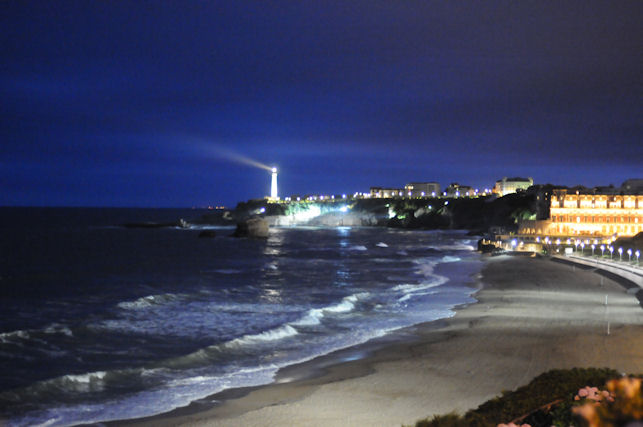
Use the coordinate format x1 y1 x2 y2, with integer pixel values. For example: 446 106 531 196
270 167 278 200
404 182 440 198
445 183 475 197
519 189 643 240
493 177 533 196
370 187 404 198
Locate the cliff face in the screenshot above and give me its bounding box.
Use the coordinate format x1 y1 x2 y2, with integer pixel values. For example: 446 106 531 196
190 193 538 233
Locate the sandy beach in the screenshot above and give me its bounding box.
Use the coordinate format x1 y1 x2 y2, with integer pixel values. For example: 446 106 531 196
128 255 643 427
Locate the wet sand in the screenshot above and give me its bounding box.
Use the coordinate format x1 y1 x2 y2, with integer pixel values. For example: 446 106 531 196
127 255 643 427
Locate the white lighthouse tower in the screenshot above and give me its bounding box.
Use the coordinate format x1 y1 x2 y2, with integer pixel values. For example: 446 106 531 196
270 167 278 200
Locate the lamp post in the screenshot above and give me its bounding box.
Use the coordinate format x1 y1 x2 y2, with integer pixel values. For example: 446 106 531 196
574 240 579 253
580 242 585 255
609 246 614 260
591 244 595 256
636 250 640 266
627 248 632 263
511 239 517 251
600 245 605 257
618 247 623 262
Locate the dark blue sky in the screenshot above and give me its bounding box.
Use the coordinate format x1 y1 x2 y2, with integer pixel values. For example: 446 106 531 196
2 1 642 207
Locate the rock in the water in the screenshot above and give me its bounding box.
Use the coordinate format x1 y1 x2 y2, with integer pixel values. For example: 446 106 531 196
477 238 498 253
198 230 217 238
233 218 269 238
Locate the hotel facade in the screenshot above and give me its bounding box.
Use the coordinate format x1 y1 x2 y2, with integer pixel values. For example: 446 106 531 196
519 189 643 240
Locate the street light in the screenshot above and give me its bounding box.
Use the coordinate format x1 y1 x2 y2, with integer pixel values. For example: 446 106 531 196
511 239 517 250
600 245 605 257
591 244 595 256
627 248 632 263
580 242 585 255
618 247 623 261
636 250 640 266
574 240 579 253
609 246 614 260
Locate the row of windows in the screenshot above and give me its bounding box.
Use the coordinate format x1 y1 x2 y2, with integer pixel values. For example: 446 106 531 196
552 215 641 224
521 224 643 236
557 203 639 209
552 225 642 235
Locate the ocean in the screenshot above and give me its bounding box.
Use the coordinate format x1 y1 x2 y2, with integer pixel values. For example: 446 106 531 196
0 207 482 426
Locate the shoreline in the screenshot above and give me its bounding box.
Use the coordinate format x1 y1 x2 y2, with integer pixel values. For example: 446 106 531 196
112 257 483 426
118 254 643 426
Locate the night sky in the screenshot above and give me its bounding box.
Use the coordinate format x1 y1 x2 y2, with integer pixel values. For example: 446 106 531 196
2 1 642 207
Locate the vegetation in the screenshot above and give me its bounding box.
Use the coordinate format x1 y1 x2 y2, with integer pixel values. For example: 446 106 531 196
386 192 539 233
412 368 634 427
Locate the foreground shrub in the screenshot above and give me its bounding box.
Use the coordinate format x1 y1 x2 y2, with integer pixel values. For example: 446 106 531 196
413 368 622 427
415 412 469 427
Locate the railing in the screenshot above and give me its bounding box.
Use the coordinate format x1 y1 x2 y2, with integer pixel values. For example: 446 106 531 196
554 254 643 288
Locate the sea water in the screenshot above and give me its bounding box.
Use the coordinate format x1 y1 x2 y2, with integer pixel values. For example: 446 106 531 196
0 207 482 426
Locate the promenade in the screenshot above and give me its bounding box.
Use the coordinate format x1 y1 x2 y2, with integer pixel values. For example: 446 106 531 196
553 253 643 289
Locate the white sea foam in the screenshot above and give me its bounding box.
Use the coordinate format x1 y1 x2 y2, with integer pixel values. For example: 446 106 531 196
348 245 367 251
63 371 107 384
228 324 299 346
10 364 281 427
0 324 73 344
117 293 181 310
44 324 73 337
0 329 31 343
25 371 110 396
293 309 325 326
392 276 448 294
324 294 360 312
376 242 388 248
295 292 365 325
428 244 475 251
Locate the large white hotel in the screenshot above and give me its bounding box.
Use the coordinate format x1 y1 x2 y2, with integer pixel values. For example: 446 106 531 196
520 188 643 241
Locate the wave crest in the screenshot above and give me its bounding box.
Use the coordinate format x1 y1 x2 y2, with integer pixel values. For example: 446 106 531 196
227 324 299 346
117 293 182 310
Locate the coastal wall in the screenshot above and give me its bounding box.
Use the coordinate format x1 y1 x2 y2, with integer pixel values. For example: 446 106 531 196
554 254 643 289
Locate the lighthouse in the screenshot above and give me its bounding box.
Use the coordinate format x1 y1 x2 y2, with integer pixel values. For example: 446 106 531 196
270 167 278 200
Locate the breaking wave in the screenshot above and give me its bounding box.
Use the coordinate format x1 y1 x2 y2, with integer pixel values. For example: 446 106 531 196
0 324 73 344
294 293 365 326
117 293 182 310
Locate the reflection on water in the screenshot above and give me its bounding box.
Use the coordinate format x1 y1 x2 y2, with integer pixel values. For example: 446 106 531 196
261 229 285 302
